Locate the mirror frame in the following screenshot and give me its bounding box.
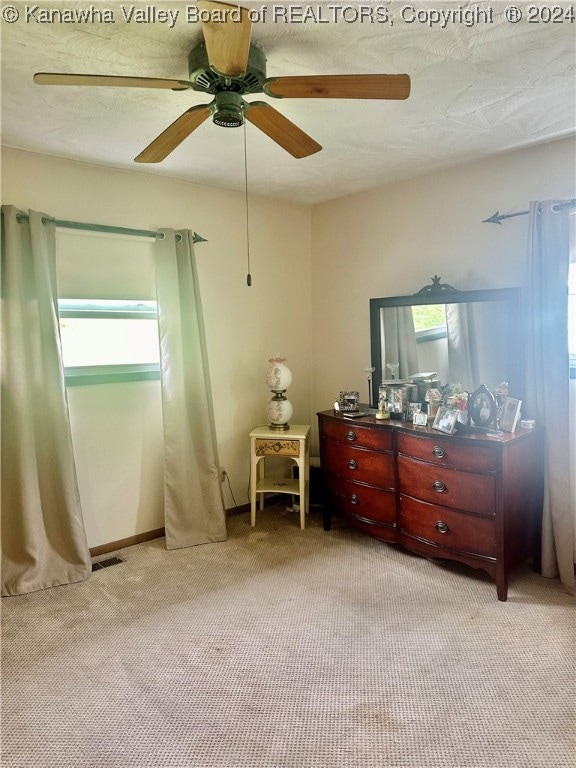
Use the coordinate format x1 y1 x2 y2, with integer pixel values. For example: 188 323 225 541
369 279 522 408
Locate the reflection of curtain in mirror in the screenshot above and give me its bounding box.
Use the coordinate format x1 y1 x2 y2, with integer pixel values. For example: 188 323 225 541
446 303 480 390
381 307 418 379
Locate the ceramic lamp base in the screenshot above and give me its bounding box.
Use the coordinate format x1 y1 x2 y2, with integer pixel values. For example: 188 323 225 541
266 390 293 431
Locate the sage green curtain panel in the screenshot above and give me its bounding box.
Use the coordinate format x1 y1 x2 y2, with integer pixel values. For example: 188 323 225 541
1 206 92 596
154 230 227 549
524 200 575 594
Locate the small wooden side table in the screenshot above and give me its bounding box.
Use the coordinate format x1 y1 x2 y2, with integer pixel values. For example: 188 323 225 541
249 425 310 529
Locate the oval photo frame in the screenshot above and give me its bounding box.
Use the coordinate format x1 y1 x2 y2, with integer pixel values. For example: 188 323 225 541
468 384 497 428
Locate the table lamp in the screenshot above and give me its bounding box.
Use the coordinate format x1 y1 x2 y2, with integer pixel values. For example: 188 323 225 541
265 356 293 430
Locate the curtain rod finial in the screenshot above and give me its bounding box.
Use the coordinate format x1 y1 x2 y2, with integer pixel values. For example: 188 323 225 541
483 211 503 224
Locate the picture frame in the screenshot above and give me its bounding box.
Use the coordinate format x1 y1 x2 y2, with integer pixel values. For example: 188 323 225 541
432 406 458 435
338 390 360 412
468 383 497 428
413 411 428 427
499 397 522 433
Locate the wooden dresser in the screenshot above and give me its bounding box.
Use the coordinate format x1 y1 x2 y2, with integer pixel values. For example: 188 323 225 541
318 411 543 601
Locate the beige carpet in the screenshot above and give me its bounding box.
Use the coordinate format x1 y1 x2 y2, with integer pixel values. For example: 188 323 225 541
1 506 574 768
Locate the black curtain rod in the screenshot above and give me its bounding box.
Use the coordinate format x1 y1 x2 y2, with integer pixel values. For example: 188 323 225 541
483 198 575 224
14 213 207 244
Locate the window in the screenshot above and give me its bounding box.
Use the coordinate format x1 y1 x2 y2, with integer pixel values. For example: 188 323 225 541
411 304 447 343
58 299 160 385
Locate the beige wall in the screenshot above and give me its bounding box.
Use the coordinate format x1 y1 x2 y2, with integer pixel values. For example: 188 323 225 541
3 137 574 546
310 137 575 451
2 148 312 547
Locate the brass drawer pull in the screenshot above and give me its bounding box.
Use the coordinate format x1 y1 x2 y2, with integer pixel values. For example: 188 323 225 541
350 494 360 505
435 521 449 534
348 459 358 470
432 446 447 459
346 430 357 442
432 480 447 493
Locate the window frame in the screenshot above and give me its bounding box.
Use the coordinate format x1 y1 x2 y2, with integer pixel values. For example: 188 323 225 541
415 326 447 344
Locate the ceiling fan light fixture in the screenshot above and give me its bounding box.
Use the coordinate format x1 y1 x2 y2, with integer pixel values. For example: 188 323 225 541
212 91 244 128
212 112 244 128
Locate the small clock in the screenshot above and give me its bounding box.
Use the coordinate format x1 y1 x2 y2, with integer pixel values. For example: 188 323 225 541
468 384 497 428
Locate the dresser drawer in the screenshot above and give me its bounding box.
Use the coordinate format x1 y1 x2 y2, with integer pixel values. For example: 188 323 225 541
398 455 495 516
255 438 301 457
398 432 496 472
327 476 396 525
324 441 394 488
321 419 393 451
349 517 399 543
400 495 496 557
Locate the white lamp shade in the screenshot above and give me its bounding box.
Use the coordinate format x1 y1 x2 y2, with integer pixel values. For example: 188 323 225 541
265 358 293 392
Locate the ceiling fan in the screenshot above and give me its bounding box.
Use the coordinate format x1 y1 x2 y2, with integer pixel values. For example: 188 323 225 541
33 1 411 163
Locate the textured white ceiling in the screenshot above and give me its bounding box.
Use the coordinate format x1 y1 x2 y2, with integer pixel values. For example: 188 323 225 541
1 1 575 203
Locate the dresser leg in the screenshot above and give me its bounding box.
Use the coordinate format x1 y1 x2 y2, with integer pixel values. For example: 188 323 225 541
496 572 508 602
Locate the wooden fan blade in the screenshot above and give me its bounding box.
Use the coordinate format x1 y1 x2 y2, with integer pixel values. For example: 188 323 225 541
197 1 252 77
135 105 213 163
265 74 411 100
34 73 191 91
245 102 321 159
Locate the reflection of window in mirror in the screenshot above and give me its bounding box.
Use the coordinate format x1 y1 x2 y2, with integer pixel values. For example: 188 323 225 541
411 305 447 343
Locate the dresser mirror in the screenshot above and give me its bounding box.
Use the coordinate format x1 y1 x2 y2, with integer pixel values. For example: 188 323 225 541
369 278 522 407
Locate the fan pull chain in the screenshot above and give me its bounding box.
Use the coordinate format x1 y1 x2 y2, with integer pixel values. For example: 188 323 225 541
243 121 252 287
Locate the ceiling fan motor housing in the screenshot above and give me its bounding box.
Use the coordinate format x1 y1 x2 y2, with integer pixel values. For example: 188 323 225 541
188 42 267 95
